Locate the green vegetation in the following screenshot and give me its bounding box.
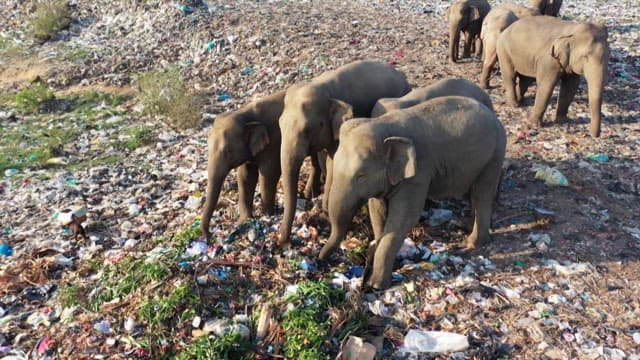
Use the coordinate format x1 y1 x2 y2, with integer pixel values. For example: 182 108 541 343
0 35 24 57
139 280 199 328
136 67 201 130
114 124 155 151
282 281 346 359
175 334 253 360
14 82 55 113
58 283 82 307
28 0 72 43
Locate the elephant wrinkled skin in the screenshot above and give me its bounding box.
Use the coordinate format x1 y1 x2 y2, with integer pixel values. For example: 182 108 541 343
480 4 540 89
319 96 506 290
278 60 410 245
200 90 325 241
496 16 609 137
447 0 491 63
371 77 494 117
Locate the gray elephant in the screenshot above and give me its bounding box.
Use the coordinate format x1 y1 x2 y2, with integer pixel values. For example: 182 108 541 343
447 0 491 63
480 4 540 88
278 60 411 245
371 77 493 117
531 0 562 16
200 90 325 241
496 16 609 137
318 96 506 290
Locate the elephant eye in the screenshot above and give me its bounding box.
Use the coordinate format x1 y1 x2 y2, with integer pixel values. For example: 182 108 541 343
355 173 366 181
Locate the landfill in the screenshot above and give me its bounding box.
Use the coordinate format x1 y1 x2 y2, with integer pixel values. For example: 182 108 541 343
1 0 639 358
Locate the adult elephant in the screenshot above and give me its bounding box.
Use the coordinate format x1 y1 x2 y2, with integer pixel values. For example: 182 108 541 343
480 4 539 88
278 60 410 245
496 16 609 137
447 0 491 63
531 0 562 16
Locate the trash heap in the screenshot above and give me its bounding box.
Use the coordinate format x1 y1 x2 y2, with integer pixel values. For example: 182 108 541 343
1 0 640 359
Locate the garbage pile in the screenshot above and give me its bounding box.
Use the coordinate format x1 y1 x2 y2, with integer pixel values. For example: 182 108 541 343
1 0 639 358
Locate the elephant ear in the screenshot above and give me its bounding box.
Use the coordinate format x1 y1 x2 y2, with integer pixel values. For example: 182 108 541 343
246 122 269 156
551 35 572 70
329 99 354 140
383 136 416 186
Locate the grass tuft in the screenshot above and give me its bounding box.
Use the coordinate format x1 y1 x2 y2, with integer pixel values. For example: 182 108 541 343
136 67 201 130
139 280 199 328
28 0 72 43
175 334 253 360
14 82 55 113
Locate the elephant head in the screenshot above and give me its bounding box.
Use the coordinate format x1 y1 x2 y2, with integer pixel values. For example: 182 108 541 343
278 85 353 244
531 0 562 16
550 23 609 137
201 114 271 240
320 121 416 260
448 0 484 62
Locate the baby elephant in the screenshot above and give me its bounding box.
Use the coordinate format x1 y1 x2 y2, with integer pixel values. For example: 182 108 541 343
447 0 491 63
319 96 506 290
371 78 493 117
497 16 609 137
201 90 324 241
480 4 540 89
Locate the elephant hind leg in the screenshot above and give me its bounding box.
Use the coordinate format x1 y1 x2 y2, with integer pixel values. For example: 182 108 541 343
555 74 580 123
303 153 323 199
464 162 501 250
462 31 473 58
516 76 535 104
258 163 279 216
481 51 498 89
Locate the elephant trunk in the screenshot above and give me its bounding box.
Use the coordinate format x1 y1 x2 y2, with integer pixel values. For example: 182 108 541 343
279 144 306 245
449 22 461 63
318 182 357 260
201 158 228 241
584 62 606 137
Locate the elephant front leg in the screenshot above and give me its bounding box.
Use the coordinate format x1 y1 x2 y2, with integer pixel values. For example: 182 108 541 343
473 37 482 58
555 74 580 123
237 163 259 223
258 162 279 217
322 155 334 211
500 60 519 108
528 70 559 128
368 197 387 242
367 186 426 290
303 152 323 199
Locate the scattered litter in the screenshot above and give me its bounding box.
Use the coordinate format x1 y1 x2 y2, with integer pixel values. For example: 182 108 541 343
337 336 376 360
399 330 469 354
427 208 453 227
587 153 610 163
535 167 569 186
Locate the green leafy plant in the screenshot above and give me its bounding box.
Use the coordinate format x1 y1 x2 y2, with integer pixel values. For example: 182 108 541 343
139 280 199 328
114 125 155 151
28 0 72 43
175 334 253 360
14 82 55 113
136 67 201 130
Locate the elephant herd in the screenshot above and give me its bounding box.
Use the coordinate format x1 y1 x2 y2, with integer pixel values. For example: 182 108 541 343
201 0 611 290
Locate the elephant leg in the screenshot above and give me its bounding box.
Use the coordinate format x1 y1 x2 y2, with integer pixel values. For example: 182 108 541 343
480 47 498 89
474 36 482 57
516 76 535 103
367 186 426 290
529 71 559 128
368 197 387 242
464 162 500 249
303 153 323 199
237 163 259 223
258 162 279 217
462 31 473 58
501 61 519 108
555 74 580 123
322 155 334 211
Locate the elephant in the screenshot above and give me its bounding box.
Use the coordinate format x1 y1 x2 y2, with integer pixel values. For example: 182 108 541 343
447 0 491 63
531 0 562 17
200 90 326 241
318 96 506 290
278 60 411 245
480 4 540 89
496 16 609 137
371 77 494 117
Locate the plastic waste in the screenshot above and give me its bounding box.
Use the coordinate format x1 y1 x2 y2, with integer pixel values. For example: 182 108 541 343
427 208 453 227
185 241 208 257
396 238 419 259
400 330 469 353
124 317 137 333
587 153 610 163
94 319 112 334
185 195 202 210
338 336 376 360
534 167 568 186
36 336 54 354
202 319 250 340
0 243 13 256
217 93 232 101
4 168 18 177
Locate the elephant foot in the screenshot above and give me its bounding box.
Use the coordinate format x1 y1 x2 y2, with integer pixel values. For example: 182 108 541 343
366 274 391 291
